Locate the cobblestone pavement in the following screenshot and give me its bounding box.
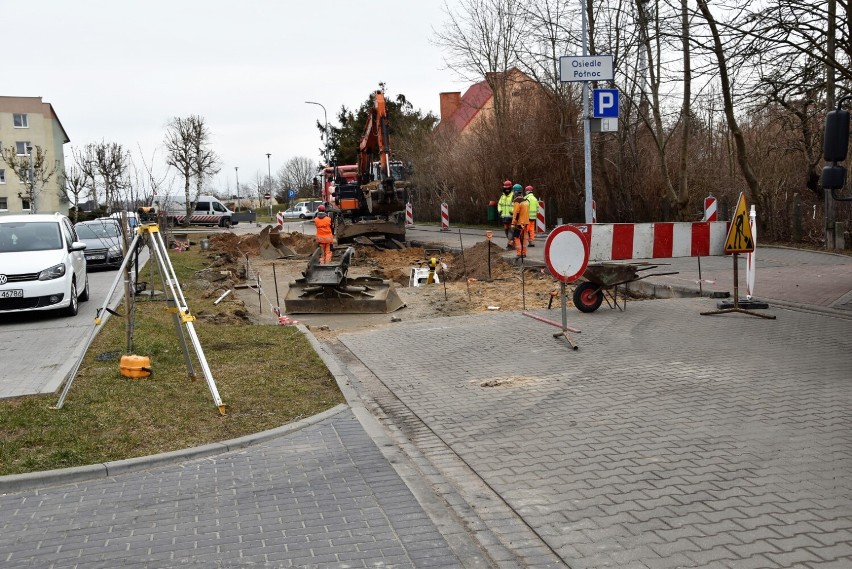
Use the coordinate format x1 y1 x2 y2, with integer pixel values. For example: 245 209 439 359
0 408 465 568
3 225 852 568
339 299 852 568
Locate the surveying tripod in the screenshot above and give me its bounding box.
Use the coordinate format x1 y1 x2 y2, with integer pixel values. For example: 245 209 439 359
53 220 226 415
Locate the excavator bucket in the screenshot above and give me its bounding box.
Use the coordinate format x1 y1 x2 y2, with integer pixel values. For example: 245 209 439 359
284 247 405 314
257 225 296 259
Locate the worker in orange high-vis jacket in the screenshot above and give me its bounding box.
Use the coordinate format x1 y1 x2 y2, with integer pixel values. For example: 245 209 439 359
524 186 539 247
511 187 529 259
313 205 334 264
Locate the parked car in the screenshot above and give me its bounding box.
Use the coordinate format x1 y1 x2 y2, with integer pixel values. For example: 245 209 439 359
302 200 325 219
282 204 311 219
74 219 125 269
0 213 89 317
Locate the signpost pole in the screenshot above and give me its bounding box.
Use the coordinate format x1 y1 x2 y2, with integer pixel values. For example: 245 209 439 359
581 1 593 225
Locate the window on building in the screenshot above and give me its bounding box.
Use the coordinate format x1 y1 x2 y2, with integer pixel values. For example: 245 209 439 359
21 197 31 210
0 169 5 183
15 141 32 156
0 197 7 210
13 114 28 128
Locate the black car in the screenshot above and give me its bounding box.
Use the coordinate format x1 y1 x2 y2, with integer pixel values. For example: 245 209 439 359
73 220 125 269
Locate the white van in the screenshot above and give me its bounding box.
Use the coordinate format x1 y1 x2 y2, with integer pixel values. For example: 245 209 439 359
162 195 236 227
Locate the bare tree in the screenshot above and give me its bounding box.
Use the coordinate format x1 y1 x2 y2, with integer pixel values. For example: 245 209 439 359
164 115 219 222
696 0 763 210
275 157 317 201
0 144 59 213
435 0 526 131
91 142 129 212
61 165 88 223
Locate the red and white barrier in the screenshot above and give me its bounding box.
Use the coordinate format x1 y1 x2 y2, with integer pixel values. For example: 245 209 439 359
440 202 449 231
405 202 414 226
536 202 546 233
704 195 718 222
592 199 597 223
570 221 729 261
276 211 284 228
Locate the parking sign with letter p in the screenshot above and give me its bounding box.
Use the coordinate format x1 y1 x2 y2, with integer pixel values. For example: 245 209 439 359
593 89 619 118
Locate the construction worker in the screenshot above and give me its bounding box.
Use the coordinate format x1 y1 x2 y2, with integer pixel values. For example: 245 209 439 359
511 185 529 259
524 186 539 247
498 180 515 249
313 205 334 264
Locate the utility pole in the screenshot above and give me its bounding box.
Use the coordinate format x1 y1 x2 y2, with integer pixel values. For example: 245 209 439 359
235 166 240 212
266 153 272 217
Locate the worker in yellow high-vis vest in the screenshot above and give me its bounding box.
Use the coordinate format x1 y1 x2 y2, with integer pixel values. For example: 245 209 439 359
524 186 539 247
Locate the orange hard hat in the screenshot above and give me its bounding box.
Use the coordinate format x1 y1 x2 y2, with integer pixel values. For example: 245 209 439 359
503 180 512 188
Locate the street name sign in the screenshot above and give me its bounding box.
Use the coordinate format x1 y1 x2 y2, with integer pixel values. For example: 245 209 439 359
560 55 614 82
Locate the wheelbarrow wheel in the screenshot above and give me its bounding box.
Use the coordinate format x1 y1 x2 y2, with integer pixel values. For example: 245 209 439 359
573 281 603 313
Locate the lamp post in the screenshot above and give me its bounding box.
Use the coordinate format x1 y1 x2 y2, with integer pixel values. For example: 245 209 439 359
305 101 329 164
266 153 272 216
234 166 240 212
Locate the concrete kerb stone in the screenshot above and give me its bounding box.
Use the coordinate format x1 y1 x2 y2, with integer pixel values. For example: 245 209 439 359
0 403 350 495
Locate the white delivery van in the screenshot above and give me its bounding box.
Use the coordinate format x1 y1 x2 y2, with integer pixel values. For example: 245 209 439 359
162 195 236 227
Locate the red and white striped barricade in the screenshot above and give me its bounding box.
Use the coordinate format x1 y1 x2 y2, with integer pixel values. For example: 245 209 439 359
440 202 449 231
592 199 597 223
536 201 546 233
405 202 414 226
704 195 718 222
569 221 729 261
276 211 284 228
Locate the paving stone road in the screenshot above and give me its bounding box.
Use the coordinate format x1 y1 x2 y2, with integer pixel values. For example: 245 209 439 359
0 408 465 568
339 298 852 568
2 233 851 568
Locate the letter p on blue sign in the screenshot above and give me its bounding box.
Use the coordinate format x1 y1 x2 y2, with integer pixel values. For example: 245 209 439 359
593 89 619 118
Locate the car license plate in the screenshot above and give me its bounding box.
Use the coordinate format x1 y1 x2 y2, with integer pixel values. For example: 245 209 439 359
0 289 23 298
87 254 106 260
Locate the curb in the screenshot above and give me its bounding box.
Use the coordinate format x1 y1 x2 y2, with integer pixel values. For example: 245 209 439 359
0 403 349 495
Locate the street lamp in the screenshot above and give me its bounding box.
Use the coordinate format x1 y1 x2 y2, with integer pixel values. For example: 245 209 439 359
266 153 272 216
305 101 329 164
234 166 240 212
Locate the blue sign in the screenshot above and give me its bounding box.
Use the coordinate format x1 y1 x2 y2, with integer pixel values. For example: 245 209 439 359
593 89 619 118
287 189 296 199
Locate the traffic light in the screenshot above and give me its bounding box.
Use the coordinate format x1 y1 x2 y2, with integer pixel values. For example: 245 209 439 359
824 109 849 162
312 177 319 193
822 108 852 198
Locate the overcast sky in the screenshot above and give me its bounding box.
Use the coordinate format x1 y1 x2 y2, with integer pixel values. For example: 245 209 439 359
6 0 464 195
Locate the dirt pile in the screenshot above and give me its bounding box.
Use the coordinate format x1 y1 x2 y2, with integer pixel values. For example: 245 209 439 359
201 228 568 333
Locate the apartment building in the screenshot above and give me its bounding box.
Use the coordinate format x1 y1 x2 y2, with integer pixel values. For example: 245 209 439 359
0 96 70 214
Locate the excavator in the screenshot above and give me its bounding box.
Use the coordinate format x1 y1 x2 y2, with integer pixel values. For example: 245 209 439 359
327 88 412 248
283 88 410 314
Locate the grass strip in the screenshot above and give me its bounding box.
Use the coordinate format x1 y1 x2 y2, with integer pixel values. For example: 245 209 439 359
0 246 344 476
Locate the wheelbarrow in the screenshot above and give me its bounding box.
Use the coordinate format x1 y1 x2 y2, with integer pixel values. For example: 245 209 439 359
570 262 679 313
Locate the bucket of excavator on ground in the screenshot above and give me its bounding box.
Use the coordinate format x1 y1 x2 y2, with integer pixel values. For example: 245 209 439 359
284 276 406 314
257 225 296 258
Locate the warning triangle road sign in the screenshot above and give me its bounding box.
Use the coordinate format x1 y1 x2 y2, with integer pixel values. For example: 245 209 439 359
724 193 755 254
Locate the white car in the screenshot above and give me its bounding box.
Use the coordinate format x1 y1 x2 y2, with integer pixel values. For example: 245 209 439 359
0 213 90 317
281 204 311 219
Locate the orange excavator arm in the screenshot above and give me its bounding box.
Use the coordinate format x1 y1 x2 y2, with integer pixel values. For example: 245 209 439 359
358 90 392 185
